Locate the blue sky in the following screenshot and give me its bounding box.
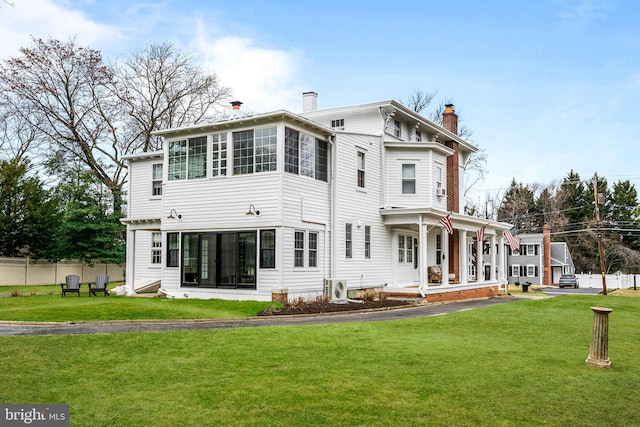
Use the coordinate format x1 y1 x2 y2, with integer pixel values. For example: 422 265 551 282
2 0 639 201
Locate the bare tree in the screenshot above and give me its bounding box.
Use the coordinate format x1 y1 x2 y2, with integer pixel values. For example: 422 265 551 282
113 43 231 152
402 88 438 114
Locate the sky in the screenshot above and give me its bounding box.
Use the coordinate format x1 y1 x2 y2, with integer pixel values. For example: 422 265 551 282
2 0 639 202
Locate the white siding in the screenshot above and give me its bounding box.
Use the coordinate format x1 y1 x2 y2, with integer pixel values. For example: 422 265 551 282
128 158 163 219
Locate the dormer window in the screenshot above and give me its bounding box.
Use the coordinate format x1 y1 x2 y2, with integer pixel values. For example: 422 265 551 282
331 118 345 130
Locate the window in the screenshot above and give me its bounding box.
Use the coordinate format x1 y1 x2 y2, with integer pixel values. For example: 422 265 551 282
406 236 413 263
394 119 401 138
151 232 162 264
331 118 344 129
167 233 179 267
345 223 352 259
168 137 207 180
294 231 305 267
415 130 422 142
233 130 254 175
526 244 537 256
152 164 162 196
364 226 371 259
284 127 329 182
511 264 520 277
436 165 443 192
398 235 405 262
309 232 318 267
402 164 416 194
357 151 365 188
527 265 536 277
436 234 442 265
255 127 277 172
211 133 227 177
260 229 275 268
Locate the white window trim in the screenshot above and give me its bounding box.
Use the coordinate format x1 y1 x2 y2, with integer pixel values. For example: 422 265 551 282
526 244 536 256
511 264 520 277
151 232 162 266
527 264 536 277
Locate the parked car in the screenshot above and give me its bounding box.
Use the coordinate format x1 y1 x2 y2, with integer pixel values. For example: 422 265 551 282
558 274 579 288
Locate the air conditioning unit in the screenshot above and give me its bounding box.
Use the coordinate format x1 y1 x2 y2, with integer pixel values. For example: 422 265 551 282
324 279 347 300
436 188 446 197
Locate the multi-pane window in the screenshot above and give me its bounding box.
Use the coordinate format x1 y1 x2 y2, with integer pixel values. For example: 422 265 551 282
331 118 344 129
415 130 422 142
436 165 443 192
152 164 163 196
167 233 179 267
402 164 416 194
151 232 162 264
260 229 276 268
394 120 401 137
233 130 254 175
511 264 520 277
436 234 442 265
364 226 371 259
255 127 277 172
345 223 352 259
526 244 537 256
406 236 413 263
308 232 318 268
168 137 207 180
284 127 329 182
527 265 536 277
398 235 405 262
294 231 305 267
211 133 227 177
357 151 365 188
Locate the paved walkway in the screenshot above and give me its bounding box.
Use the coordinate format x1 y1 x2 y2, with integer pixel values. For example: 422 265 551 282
0 296 525 336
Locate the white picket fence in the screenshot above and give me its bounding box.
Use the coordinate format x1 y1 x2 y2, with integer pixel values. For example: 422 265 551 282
576 273 639 290
0 257 125 286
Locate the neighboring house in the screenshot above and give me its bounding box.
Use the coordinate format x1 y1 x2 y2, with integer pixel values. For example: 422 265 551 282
121 92 513 302
504 226 575 286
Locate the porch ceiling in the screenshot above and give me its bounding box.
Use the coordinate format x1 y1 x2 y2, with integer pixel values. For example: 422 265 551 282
379 207 512 233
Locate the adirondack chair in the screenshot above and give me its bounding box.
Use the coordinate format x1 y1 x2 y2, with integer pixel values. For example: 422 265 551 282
89 274 110 296
61 274 81 297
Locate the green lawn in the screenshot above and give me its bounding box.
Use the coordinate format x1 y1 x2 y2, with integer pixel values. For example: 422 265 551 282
1 295 639 426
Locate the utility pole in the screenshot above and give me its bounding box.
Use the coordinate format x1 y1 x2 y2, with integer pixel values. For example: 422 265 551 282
593 176 607 295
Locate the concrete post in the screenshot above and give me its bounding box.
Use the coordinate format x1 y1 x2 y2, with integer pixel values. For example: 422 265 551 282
585 306 613 368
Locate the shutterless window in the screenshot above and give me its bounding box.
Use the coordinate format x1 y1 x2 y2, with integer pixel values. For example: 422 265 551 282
167 233 179 267
167 137 206 180
331 118 344 129
308 232 318 267
402 164 416 194
211 132 227 177
406 236 413 263
285 128 299 174
152 164 163 196
415 130 422 142
357 151 365 188
255 127 277 172
233 130 254 175
188 136 207 179
436 165 443 191
284 127 328 182
300 133 315 178
398 235 405 262
260 229 276 268
345 223 352 259
168 140 187 180
394 120 401 137
364 225 371 259
294 231 305 267
151 232 162 264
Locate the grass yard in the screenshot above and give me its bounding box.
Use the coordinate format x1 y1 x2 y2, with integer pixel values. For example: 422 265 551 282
1 294 639 426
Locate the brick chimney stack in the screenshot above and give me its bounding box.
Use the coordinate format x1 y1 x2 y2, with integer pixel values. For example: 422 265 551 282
543 223 552 286
443 104 460 282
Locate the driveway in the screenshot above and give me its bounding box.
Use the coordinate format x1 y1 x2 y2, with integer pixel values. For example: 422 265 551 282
0 296 521 336
540 287 603 296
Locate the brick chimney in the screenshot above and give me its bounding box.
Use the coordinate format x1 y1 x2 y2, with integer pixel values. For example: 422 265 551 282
543 223 552 286
443 104 460 281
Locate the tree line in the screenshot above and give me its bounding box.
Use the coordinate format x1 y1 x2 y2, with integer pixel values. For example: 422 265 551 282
488 170 640 274
0 37 231 262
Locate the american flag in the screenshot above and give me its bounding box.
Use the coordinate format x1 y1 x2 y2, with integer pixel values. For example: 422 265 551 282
476 226 485 243
439 213 453 234
505 227 519 251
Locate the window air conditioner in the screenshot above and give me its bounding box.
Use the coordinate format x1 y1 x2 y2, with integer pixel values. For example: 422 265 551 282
436 188 446 197
324 279 347 300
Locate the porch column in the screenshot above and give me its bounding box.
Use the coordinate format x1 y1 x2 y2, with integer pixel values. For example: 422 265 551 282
125 227 136 295
460 230 468 284
476 236 484 284
498 236 506 282
442 226 449 286
490 234 497 281
419 217 428 289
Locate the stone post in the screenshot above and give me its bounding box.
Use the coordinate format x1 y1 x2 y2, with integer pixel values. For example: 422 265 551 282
585 306 613 368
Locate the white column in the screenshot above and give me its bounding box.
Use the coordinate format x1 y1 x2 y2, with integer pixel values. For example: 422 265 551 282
418 217 429 296
460 230 468 284
476 237 484 284
442 227 449 286
125 227 136 295
490 234 497 281
498 236 505 282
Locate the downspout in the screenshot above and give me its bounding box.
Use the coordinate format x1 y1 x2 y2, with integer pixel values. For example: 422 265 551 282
330 135 338 279
418 214 426 297
377 107 389 208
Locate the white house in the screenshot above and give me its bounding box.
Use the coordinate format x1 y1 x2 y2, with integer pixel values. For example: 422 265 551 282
121 93 513 302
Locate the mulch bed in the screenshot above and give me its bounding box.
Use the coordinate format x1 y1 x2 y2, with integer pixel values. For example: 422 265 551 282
257 299 415 316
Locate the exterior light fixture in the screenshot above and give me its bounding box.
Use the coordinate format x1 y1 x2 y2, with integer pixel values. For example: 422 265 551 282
167 209 182 219
246 204 260 216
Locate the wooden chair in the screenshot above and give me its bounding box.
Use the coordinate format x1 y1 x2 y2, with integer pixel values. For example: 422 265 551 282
90 274 110 296
61 274 81 297
428 266 442 284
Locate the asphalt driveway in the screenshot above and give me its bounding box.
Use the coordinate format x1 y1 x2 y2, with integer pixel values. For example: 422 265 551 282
0 296 522 336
